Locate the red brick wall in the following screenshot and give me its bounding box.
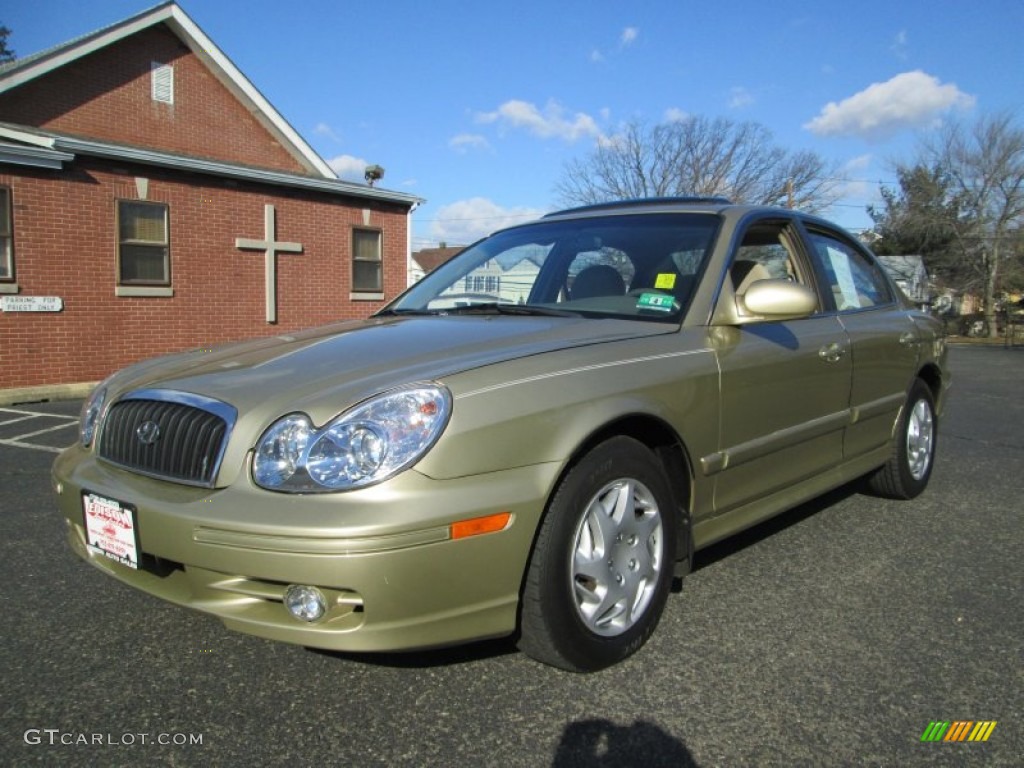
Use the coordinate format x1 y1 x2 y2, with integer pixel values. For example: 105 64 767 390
0 158 410 389
0 26 307 175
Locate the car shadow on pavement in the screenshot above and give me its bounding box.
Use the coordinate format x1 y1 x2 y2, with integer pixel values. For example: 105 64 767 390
691 479 862 573
311 480 864 672
553 718 698 768
307 635 520 669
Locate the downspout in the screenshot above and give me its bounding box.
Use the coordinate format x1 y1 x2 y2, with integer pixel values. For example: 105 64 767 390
407 201 421 289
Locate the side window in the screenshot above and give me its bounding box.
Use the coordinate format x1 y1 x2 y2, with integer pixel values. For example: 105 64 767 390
117 200 170 285
806 230 892 311
352 228 383 295
0 186 13 282
730 221 808 295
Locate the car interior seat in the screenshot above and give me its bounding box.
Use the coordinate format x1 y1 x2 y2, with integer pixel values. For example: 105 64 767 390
571 265 626 300
730 259 773 294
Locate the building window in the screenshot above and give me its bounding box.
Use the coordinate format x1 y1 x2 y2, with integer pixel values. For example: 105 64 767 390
152 62 173 104
352 228 382 293
0 187 12 281
118 200 170 285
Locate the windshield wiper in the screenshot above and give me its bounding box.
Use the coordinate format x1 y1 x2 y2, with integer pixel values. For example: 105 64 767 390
374 307 440 317
444 302 580 318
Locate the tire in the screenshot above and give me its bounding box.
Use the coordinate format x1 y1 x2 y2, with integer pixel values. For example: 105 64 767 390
517 436 677 672
867 379 937 499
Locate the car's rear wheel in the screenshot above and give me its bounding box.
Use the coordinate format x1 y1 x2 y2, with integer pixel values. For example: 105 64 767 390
517 436 677 672
867 379 937 499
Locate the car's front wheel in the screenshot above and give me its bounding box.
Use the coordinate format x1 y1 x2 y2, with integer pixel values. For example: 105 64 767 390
518 436 677 671
867 379 937 499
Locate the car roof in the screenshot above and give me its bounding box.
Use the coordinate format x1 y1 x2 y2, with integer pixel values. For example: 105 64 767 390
544 196 864 231
543 196 733 218
539 196 810 223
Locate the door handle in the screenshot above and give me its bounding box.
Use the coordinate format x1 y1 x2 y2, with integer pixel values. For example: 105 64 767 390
899 332 919 346
818 342 845 363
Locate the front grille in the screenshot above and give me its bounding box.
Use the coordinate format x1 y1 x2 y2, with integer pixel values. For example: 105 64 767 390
98 391 235 487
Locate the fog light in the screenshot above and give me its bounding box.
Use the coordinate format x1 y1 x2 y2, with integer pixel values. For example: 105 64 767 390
284 585 327 622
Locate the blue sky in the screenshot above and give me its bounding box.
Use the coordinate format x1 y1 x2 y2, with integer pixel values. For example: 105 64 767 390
5 0 1023 249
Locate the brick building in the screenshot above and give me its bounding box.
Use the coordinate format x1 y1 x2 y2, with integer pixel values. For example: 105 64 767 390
0 2 422 397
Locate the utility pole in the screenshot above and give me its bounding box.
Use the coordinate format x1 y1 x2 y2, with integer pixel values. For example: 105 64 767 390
786 178 794 209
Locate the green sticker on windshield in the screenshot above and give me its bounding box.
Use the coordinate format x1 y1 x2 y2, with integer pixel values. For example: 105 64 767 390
636 292 675 312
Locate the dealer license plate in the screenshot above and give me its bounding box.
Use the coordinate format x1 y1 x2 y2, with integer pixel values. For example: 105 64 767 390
82 492 140 569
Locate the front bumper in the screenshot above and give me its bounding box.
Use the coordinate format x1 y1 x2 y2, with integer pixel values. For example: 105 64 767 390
53 445 558 652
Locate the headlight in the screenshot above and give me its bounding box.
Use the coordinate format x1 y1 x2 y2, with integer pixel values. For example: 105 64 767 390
80 382 109 447
253 384 451 492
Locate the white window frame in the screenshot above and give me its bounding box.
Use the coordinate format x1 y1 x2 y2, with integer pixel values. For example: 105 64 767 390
116 200 172 296
351 228 384 299
0 186 14 291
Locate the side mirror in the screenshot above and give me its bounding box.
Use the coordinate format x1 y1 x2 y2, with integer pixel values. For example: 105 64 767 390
715 279 818 325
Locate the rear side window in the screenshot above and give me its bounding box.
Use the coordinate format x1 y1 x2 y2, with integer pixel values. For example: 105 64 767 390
806 230 892 311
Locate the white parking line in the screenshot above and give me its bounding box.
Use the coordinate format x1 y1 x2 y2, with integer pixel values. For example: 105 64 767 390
0 439 66 454
0 414 38 427
0 408 79 454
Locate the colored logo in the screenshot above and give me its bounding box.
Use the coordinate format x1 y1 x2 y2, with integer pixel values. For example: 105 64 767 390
921 721 997 742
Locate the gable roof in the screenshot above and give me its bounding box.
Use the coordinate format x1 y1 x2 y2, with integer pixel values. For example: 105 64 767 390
878 255 927 281
412 247 464 273
0 1 334 179
0 120 423 207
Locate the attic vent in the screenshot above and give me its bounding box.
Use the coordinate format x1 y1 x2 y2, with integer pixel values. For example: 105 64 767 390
151 62 174 104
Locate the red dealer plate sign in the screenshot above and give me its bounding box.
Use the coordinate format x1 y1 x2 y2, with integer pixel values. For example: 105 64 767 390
83 492 140 569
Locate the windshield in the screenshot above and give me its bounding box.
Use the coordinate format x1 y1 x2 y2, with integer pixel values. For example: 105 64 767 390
384 213 721 323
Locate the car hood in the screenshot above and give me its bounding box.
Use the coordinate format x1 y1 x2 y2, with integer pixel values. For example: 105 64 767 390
109 315 675 421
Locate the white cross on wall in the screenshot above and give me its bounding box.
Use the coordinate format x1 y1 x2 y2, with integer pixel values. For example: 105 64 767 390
235 204 303 323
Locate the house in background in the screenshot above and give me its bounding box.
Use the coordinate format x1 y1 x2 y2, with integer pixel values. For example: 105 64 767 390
877 254 930 306
0 1 422 396
412 244 548 306
409 245 463 284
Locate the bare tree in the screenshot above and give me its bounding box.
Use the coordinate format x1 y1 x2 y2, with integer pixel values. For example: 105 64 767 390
555 116 841 212
918 113 1024 337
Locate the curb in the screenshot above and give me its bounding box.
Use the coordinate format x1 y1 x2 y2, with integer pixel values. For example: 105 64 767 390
0 381 98 407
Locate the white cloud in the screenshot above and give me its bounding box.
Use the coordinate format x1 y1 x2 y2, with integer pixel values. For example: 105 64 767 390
476 99 603 143
313 122 341 143
728 86 754 109
327 154 369 181
804 70 975 140
427 197 547 246
664 107 688 123
449 133 491 153
845 153 873 173
590 26 638 63
836 154 877 203
891 30 908 59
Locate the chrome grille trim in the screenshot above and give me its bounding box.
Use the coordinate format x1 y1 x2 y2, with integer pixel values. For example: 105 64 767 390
97 389 237 488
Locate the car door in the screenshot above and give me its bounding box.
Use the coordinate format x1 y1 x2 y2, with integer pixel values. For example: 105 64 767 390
709 218 853 515
801 225 920 460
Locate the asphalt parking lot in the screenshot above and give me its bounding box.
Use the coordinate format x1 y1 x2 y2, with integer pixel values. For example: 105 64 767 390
0 345 1020 767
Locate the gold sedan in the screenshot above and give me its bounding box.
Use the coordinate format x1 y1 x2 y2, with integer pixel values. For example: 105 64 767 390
53 198 949 671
